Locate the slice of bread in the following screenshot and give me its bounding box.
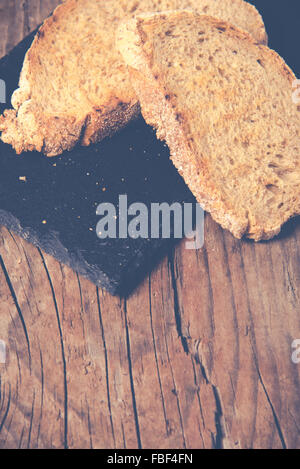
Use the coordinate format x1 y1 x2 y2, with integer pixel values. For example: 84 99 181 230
0 0 267 157
116 11 300 241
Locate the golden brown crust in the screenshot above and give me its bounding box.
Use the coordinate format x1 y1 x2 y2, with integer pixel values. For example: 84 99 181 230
239 0 267 45
81 102 141 147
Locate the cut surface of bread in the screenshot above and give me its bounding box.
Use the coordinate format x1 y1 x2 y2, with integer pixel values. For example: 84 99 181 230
0 0 267 156
117 11 300 241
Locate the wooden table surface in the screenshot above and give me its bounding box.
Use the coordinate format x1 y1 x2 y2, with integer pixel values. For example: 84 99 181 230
0 0 300 450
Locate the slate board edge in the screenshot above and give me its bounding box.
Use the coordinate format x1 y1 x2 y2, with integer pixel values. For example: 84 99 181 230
0 209 118 293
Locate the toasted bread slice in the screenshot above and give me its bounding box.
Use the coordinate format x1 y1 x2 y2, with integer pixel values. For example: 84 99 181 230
116 11 300 241
0 0 267 157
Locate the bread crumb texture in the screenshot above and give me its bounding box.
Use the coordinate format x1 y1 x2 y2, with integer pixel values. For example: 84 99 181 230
117 11 300 241
0 0 266 156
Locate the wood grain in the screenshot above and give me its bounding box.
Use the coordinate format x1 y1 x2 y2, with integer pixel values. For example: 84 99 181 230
0 0 300 449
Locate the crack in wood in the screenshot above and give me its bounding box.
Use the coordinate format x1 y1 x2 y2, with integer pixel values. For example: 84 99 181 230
85 397 93 449
148 275 170 436
201 247 216 335
211 385 224 449
167 244 229 449
22 0 30 35
96 287 116 448
190 356 207 447
76 273 87 340
0 383 11 436
0 255 32 372
121 421 126 449
250 340 287 449
162 321 187 448
168 251 189 354
27 389 35 448
36 347 44 447
193 343 226 449
286 266 298 305
38 248 69 449
123 298 142 449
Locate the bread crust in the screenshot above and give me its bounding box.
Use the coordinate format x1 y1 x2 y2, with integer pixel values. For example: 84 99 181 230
117 12 299 241
0 0 141 156
0 0 267 157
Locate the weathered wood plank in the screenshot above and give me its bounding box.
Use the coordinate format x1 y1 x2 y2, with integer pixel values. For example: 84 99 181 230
172 216 300 448
0 1 62 56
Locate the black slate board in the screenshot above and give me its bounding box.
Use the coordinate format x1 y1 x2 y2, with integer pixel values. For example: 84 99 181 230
0 30 196 296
